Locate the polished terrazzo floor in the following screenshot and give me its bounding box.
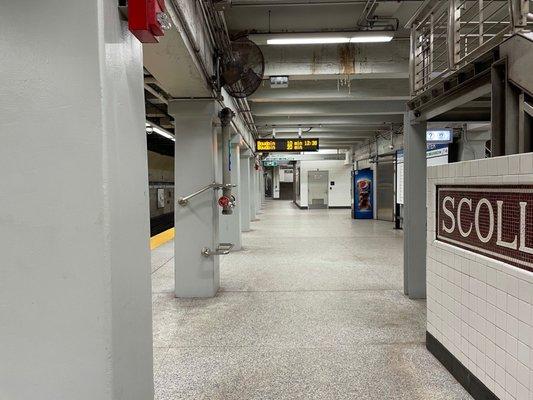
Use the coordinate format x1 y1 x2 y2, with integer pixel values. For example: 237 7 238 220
151 200 472 400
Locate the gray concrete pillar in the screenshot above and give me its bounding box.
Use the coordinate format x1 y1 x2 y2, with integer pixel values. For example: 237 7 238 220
169 100 220 298
0 2 153 399
240 152 252 232
260 170 264 206
250 158 258 220
403 111 427 299
220 141 242 249
255 167 262 214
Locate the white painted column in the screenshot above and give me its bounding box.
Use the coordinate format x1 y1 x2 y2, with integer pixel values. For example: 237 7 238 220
273 167 280 199
259 169 265 208
253 166 261 214
169 101 220 298
219 141 242 249
261 170 266 205
0 2 153 399
250 158 258 220
240 151 252 232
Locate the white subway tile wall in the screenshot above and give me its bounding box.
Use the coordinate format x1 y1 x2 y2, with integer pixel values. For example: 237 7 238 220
427 153 533 400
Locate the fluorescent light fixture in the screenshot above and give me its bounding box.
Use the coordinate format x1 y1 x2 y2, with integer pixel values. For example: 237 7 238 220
146 121 175 142
350 35 393 43
251 32 394 46
267 37 350 45
266 36 392 45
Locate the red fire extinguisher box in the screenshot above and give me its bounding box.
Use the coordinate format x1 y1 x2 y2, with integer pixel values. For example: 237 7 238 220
128 0 166 43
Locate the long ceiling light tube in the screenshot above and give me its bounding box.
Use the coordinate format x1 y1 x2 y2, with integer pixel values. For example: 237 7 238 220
250 31 394 45
146 121 175 142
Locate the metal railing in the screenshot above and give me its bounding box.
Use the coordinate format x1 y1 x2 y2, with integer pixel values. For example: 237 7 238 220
408 0 530 95
177 182 235 206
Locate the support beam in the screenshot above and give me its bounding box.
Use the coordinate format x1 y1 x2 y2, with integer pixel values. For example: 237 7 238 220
505 83 520 155
255 114 404 126
491 60 506 157
258 42 409 78
249 78 410 102
0 1 153 398
169 100 220 298
403 112 427 299
251 100 407 117
519 94 533 153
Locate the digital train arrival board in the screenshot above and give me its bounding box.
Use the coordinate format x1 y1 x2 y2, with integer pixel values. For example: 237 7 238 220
256 138 320 152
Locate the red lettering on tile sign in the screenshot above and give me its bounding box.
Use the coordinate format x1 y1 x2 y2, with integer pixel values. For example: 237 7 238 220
436 185 533 272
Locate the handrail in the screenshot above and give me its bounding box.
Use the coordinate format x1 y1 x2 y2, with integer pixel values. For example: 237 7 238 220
201 243 234 257
409 0 530 96
177 182 235 206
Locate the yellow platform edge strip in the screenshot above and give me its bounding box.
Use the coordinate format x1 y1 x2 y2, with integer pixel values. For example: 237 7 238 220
150 228 175 250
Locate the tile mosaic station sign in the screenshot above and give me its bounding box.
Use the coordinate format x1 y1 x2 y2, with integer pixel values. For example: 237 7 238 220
436 185 533 272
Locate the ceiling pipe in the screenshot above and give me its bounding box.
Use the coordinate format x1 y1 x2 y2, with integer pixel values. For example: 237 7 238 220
165 0 258 153
220 108 235 215
200 0 260 140
230 0 420 6
356 0 399 31
167 0 214 90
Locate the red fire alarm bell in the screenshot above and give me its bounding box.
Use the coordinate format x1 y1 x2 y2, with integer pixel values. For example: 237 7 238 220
128 0 169 43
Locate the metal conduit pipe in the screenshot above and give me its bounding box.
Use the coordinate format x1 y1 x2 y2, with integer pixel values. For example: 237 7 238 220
356 0 399 30
168 0 214 85
220 107 235 215
198 0 258 138
166 0 257 153
230 0 420 6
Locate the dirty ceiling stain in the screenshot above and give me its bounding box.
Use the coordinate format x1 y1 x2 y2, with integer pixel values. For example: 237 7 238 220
338 44 365 75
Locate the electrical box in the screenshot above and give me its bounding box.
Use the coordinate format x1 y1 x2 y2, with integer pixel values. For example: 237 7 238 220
128 0 168 43
157 188 165 209
270 76 289 89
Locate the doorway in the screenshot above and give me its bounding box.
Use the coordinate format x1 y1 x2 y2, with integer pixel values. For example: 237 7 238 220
307 170 329 209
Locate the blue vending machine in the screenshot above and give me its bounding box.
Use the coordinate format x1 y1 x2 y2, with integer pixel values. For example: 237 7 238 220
352 168 374 219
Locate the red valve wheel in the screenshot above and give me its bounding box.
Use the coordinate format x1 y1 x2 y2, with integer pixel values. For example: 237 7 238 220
218 196 231 208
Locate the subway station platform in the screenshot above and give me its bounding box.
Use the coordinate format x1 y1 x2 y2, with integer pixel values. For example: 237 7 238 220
150 200 471 400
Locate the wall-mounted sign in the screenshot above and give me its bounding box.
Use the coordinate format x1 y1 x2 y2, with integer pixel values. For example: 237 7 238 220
353 168 374 219
157 188 165 209
256 138 319 152
436 185 533 272
427 128 453 143
396 144 449 205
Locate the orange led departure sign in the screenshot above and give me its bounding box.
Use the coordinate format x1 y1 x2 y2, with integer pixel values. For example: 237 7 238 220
256 138 319 152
